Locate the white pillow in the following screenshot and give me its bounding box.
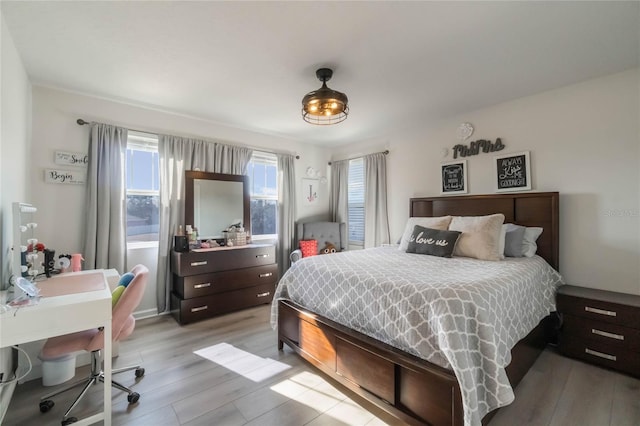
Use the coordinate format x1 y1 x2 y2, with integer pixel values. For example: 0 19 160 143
522 227 543 257
498 224 507 259
398 216 453 251
449 214 505 261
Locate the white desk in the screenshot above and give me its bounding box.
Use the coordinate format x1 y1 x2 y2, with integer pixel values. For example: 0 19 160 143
0 270 112 426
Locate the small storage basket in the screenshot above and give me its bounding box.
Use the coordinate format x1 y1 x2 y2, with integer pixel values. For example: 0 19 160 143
224 230 247 246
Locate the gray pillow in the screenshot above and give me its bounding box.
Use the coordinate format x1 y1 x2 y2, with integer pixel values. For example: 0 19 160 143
504 224 526 257
406 225 462 258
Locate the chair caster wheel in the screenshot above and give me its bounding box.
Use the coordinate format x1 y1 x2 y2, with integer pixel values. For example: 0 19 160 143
127 392 140 404
135 367 145 378
39 400 54 413
61 417 77 425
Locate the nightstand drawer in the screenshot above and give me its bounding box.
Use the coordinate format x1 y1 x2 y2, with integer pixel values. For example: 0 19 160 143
559 335 640 378
562 313 640 352
557 293 640 329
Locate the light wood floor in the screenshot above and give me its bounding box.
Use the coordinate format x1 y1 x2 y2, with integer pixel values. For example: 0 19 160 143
4 305 640 426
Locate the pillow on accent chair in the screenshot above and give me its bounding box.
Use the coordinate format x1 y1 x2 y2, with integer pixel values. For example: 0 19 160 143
299 240 318 258
406 225 462 258
112 285 126 307
449 214 505 261
118 272 135 287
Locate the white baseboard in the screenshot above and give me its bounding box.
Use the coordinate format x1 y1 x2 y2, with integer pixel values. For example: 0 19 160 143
133 308 159 320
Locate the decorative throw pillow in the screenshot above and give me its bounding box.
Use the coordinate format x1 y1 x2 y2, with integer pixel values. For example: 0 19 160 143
406 225 461 258
449 214 505 261
398 216 453 252
498 224 508 259
299 239 318 258
503 224 527 257
522 227 543 257
118 272 135 287
112 285 125 307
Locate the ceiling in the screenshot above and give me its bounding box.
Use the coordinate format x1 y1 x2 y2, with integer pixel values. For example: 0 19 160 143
2 1 638 147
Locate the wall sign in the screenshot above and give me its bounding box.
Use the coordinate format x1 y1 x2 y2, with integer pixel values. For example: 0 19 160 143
441 160 468 194
54 150 89 167
44 169 86 185
495 151 531 192
302 178 319 205
453 138 505 159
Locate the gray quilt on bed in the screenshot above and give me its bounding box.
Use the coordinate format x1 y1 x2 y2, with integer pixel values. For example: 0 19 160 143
270 246 564 426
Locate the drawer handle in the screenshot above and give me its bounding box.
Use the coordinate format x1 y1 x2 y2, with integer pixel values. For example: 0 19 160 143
193 283 211 289
585 348 617 362
591 328 624 341
190 261 208 267
259 273 273 278
585 306 617 317
191 305 208 313
256 254 270 258
257 292 271 298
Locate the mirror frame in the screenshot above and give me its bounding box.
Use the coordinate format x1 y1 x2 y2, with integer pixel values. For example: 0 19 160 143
184 171 250 238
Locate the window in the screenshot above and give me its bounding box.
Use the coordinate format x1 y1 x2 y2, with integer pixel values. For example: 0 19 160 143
125 132 159 243
348 158 365 246
247 152 278 238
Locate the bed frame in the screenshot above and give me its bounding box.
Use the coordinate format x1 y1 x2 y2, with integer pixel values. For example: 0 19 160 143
278 192 559 426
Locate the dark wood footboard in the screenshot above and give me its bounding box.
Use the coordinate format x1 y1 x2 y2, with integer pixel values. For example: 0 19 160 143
278 299 549 426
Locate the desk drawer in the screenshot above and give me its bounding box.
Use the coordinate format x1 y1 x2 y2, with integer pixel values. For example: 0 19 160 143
562 313 640 352
171 283 275 324
173 264 278 299
557 293 640 329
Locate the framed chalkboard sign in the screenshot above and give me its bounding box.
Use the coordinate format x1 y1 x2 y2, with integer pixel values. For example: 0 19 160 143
441 160 468 194
495 151 531 192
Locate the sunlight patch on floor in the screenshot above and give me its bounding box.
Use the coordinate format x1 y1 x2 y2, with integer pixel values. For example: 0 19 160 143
193 342 291 382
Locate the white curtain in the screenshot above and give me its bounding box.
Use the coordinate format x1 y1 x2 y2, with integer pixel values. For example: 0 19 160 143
276 153 296 276
156 136 252 312
329 160 349 225
215 144 253 174
83 123 128 273
363 153 390 248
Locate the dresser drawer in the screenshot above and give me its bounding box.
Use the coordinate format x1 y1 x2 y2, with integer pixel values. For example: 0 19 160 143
173 264 278 299
557 293 640 329
172 245 276 276
559 335 640 378
171 282 275 324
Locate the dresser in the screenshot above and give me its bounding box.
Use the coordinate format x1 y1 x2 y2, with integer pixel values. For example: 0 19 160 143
557 285 640 377
170 244 278 324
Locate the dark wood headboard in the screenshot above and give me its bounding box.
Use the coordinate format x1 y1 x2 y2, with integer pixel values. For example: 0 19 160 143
410 192 559 271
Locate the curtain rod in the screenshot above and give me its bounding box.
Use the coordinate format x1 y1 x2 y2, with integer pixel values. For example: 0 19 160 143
76 118 300 159
328 149 389 165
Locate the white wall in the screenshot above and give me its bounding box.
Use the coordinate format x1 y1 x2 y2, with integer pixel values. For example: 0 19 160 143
333 69 640 295
30 86 332 314
0 10 32 420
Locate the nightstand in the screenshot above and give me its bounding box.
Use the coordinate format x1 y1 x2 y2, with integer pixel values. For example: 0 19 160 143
556 285 640 378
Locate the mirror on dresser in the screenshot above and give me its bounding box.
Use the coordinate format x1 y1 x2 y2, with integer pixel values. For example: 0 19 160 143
184 171 250 240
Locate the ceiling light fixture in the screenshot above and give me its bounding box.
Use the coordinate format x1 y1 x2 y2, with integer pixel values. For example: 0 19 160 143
302 68 349 125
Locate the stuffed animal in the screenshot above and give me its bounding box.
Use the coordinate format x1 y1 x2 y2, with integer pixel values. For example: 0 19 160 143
320 242 338 254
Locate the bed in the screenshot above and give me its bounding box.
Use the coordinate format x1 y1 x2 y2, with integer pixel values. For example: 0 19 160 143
273 192 562 426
